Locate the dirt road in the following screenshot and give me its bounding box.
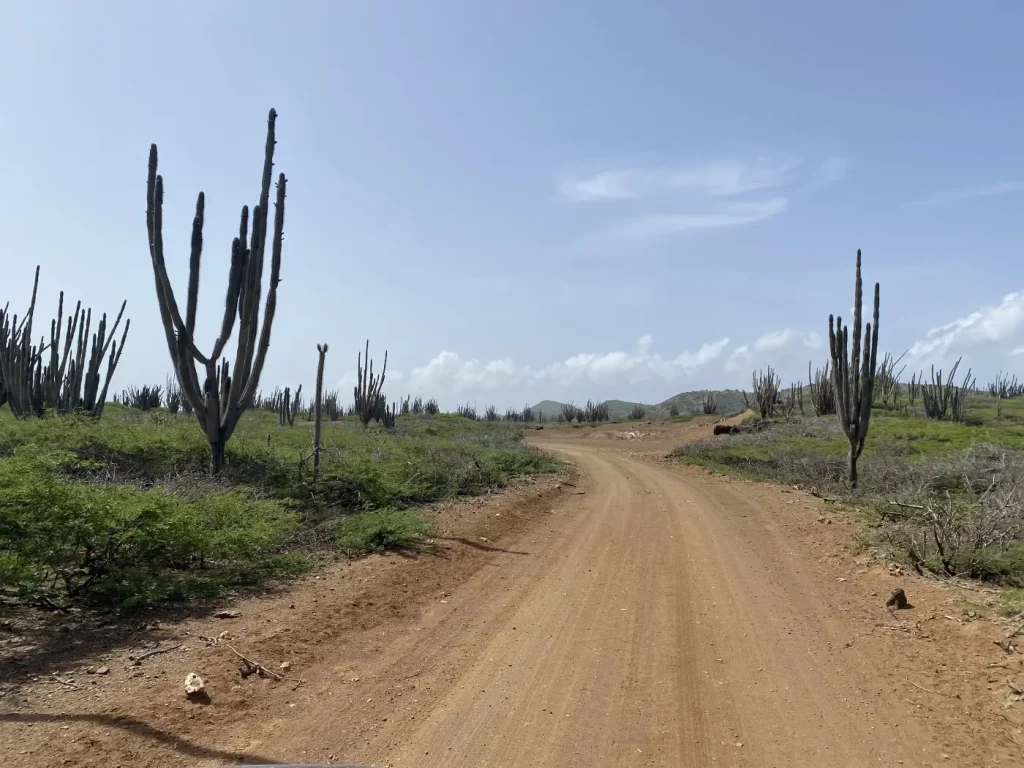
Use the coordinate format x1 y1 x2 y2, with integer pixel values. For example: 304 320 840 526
3 426 1021 766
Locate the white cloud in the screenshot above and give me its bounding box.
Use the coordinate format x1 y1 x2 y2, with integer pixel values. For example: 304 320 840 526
725 328 822 373
406 335 730 398
410 351 519 391
906 292 1024 365
593 197 788 243
912 180 1024 207
754 328 822 353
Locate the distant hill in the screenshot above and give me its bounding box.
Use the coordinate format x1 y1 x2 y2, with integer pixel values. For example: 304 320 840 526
529 389 748 421
601 399 663 419
529 400 567 420
658 389 747 416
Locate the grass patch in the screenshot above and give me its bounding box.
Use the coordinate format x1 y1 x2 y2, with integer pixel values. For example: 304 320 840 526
0 406 561 611
672 395 1024 586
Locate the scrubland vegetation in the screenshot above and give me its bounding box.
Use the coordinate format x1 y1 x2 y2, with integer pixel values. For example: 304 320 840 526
675 254 1024 585
0 109 559 614
0 406 558 612
2 103 1021 627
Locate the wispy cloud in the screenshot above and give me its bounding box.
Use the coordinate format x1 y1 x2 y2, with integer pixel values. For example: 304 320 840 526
595 197 788 242
557 156 800 203
561 151 845 244
911 180 1024 207
806 156 852 192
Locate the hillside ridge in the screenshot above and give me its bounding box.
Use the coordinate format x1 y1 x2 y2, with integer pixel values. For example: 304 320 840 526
529 389 747 419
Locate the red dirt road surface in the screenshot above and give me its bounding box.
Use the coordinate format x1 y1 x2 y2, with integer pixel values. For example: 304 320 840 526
2 420 1023 767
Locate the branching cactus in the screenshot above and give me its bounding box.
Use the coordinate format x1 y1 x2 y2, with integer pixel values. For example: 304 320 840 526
145 109 286 473
751 367 780 419
354 339 387 427
828 250 880 490
278 385 302 427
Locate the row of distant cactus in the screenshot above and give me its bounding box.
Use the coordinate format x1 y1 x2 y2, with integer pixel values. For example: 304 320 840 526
0 266 130 419
557 400 610 424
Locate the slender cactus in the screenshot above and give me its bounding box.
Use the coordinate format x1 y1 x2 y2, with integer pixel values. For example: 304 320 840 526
353 339 387 427
278 385 302 426
807 361 835 416
922 358 974 422
0 266 129 418
313 344 327 484
700 391 719 415
908 372 921 408
875 351 906 410
751 367 780 419
381 400 397 428
145 109 286 473
828 250 880 490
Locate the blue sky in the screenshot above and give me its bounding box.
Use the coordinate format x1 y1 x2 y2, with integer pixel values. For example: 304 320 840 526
3 1 1024 409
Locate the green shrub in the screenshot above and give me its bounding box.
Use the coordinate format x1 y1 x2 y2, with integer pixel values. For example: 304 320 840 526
332 509 430 554
0 450 297 610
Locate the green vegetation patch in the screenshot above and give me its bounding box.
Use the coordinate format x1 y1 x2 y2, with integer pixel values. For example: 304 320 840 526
0 406 561 611
672 396 1024 586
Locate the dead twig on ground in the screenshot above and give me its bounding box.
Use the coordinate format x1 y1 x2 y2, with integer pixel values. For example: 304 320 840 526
223 643 303 686
888 500 927 510
51 674 81 690
129 644 182 665
904 678 947 697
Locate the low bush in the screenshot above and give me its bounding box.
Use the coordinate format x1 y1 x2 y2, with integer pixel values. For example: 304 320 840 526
0 450 298 611
332 508 430 554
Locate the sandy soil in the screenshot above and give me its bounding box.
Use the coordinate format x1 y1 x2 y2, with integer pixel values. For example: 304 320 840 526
2 419 1023 767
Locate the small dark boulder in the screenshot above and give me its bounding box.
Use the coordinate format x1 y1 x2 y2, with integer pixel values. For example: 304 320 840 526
886 587 911 610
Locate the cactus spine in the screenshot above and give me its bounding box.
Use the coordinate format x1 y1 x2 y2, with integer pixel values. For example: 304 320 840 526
828 250 880 490
146 109 286 473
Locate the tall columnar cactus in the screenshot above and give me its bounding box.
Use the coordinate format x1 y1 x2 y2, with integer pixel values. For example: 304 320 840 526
145 109 286 473
828 250 880 489
354 339 387 427
313 345 327 484
0 266 129 418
